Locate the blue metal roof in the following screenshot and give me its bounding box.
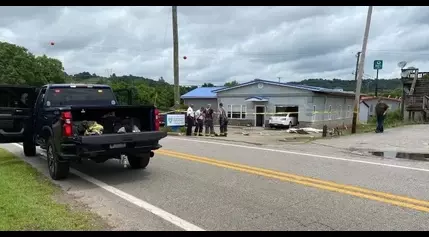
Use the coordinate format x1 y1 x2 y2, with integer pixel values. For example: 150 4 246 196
213 79 355 97
180 86 225 99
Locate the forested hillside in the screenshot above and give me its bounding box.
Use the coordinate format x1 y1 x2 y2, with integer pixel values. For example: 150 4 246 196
295 78 401 93
0 41 196 110
294 78 403 98
0 41 404 110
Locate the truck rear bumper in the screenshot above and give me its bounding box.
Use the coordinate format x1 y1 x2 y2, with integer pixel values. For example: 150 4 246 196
58 131 167 161
59 143 162 161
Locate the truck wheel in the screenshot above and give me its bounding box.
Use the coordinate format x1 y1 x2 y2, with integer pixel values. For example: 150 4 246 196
127 153 150 169
23 140 36 157
46 138 70 180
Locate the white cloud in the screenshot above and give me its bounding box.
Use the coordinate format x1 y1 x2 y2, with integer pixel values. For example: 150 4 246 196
1 6 428 86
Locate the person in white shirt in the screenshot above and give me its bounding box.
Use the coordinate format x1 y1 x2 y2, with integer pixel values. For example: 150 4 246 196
186 104 194 136
193 106 204 136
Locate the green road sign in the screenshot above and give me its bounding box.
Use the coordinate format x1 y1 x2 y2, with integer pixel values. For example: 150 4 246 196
373 60 383 70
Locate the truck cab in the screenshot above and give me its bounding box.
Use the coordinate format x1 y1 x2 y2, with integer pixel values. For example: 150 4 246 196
0 85 38 143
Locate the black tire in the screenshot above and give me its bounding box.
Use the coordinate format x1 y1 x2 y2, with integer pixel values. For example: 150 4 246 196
23 140 36 157
128 153 151 169
46 138 70 180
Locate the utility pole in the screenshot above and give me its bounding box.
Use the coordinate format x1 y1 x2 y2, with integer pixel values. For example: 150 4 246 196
172 6 180 108
354 52 361 81
352 6 373 134
375 68 379 96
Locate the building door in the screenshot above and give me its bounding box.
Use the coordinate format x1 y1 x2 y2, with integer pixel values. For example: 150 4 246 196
255 106 265 127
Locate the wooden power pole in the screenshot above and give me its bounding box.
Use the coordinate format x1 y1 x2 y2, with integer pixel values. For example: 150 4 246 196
352 6 373 134
172 6 180 108
354 52 361 81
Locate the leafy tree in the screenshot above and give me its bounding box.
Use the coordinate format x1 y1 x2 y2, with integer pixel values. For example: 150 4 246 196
224 80 239 87
0 41 65 86
202 83 214 87
34 55 66 85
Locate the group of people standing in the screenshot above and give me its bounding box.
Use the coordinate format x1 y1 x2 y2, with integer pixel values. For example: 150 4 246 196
186 103 228 137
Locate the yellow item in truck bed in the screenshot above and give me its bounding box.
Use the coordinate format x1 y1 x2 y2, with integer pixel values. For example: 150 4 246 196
84 122 104 135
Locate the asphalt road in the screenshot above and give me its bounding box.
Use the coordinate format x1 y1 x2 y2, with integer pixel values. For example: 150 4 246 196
2 136 429 231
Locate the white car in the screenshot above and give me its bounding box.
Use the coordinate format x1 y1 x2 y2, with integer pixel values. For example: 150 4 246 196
268 113 298 128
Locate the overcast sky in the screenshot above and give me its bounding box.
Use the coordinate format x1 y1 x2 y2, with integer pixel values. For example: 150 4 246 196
0 6 428 86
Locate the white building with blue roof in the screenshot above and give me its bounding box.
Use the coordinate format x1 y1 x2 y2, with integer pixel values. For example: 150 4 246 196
181 79 356 128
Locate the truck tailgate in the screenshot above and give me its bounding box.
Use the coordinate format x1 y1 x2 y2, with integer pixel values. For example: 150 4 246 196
74 131 167 145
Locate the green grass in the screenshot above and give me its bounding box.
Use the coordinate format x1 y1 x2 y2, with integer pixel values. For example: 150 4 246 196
0 149 107 231
160 126 187 134
356 109 416 133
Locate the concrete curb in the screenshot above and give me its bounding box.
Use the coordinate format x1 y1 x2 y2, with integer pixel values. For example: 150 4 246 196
167 132 184 136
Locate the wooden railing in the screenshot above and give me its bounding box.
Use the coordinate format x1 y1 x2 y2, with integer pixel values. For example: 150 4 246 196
423 95 429 111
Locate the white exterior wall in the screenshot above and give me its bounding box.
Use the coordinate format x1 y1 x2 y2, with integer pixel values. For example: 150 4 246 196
217 96 311 125
216 81 355 128
311 95 355 128
365 99 401 116
359 103 370 123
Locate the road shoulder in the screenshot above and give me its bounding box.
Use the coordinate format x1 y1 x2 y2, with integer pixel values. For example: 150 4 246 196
0 148 110 231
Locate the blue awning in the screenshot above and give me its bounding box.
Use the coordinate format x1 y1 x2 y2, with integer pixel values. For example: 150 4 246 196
245 96 269 102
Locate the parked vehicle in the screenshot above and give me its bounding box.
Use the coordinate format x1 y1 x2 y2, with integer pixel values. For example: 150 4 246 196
0 85 38 143
0 84 167 180
268 113 298 129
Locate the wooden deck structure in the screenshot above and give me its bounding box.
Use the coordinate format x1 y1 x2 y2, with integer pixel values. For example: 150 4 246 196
401 68 429 121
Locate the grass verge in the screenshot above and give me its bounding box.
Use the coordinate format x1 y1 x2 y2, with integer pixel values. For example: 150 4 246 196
356 109 418 133
0 148 108 231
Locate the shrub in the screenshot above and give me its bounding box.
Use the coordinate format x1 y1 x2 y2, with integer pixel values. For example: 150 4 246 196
179 126 187 133
368 109 402 126
160 126 173 132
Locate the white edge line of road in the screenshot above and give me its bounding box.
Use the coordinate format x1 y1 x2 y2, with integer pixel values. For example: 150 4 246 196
167 137 429 173
11 143 205 232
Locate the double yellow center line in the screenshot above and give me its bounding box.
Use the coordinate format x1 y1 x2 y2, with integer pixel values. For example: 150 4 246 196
156 149 429 213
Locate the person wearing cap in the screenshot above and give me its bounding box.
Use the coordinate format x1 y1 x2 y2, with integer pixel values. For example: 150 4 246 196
193 106 204 136
186 104 194 136
375 98 389 133
204 104 215 136
218 103 228 137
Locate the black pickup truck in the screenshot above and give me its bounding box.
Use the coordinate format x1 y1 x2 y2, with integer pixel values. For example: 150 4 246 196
0 84 167 180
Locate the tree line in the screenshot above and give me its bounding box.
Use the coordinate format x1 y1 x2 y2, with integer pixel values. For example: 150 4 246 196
0 41 405 111
0 41 197 110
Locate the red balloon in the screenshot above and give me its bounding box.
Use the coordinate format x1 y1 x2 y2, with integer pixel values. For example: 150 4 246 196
50 42 55 46
183 56 187 60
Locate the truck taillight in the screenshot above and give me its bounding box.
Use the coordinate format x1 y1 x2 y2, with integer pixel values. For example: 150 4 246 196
61 111 73 137
154 109 160 131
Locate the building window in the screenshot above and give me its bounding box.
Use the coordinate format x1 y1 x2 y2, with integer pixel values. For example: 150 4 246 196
338 105 342 119
347 105 351 118
328 105 332 120
241 105 247 119
228 105 246 119
312 105 316 121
